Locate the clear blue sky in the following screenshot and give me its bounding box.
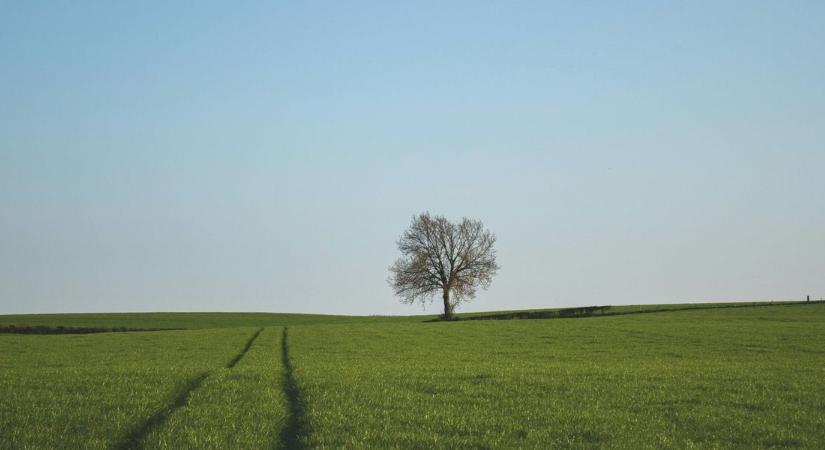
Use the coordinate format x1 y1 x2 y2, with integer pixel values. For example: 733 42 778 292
2 1 823 315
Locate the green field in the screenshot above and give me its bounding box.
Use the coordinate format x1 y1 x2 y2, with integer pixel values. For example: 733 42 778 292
2 302 824 449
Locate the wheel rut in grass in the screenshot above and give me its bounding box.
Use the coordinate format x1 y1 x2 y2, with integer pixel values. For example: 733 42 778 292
279 327 310 450
115 372 209 450
227 327 263 368
115 327 264 450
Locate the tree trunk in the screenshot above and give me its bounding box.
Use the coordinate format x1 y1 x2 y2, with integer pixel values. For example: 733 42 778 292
442 288 453 320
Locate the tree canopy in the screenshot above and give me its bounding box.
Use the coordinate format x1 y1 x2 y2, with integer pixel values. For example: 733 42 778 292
389 213 499 319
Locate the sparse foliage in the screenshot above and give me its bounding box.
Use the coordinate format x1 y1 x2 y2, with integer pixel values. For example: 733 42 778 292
389 213 499 319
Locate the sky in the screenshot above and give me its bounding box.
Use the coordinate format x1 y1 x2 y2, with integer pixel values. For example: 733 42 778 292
1 1 823 315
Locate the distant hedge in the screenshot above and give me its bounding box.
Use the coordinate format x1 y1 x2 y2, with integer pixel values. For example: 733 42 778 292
465 305 611 321
458 300 823 322
0 325 181 334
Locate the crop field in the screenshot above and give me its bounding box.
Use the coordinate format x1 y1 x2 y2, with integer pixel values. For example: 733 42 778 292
0 328 256 449
1 302 824 449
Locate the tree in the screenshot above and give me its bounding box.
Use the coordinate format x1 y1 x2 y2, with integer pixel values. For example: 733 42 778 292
389 212 499 320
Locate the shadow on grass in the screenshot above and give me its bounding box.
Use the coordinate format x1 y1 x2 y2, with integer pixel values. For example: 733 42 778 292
279 327 311 450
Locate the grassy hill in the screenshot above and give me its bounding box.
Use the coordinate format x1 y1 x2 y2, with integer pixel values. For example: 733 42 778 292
1 301 823 449
0 311 403 330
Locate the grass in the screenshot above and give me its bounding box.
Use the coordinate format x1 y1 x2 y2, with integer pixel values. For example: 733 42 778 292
0 328 254 449
289 304 825 448
139 328 290 449
1 301 824 449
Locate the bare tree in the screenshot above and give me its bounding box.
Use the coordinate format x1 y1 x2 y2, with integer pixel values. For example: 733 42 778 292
389 212 499 320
